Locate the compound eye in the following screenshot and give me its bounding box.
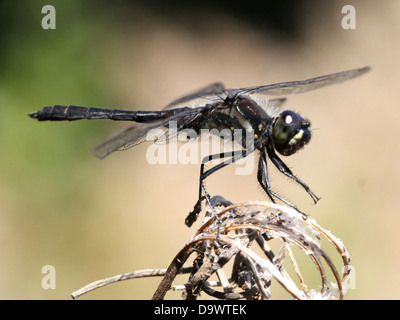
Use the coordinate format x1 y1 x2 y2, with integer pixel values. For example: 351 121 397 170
272 110 311 156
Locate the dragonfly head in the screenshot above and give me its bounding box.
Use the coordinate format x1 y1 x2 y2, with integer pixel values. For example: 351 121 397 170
272 110 311 156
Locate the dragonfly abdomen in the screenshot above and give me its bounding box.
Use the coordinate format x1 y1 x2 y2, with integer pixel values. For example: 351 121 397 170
28 105 141 121
28 105 191 122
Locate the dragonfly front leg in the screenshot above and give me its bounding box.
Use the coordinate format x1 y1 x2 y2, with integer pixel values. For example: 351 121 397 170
265 141 320 204
257 150 308 217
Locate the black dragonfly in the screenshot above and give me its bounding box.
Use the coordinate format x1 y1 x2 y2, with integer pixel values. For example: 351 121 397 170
29 66 370 226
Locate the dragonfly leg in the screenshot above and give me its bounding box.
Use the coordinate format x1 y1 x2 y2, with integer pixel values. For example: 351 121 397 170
185 150 248 227
265 142 320 204
257 151 308 217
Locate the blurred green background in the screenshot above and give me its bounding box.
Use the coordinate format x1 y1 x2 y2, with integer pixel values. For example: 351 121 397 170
1 0 399 299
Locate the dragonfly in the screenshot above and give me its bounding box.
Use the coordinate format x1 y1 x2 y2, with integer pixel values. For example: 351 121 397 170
29 66 370 226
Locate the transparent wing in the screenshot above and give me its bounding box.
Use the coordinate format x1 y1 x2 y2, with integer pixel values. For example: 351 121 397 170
94 121 163 159
163 82 226 110
94 107 207 159
94 83 227 159
232 66 370 96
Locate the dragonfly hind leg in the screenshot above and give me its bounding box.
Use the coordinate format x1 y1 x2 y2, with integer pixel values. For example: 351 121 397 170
185 150 248 227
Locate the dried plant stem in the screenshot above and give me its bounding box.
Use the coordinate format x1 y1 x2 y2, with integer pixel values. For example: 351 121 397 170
71 267 192 299
71 200 351 300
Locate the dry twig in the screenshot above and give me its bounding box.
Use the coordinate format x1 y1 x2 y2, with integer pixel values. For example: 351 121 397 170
71 198 351 300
